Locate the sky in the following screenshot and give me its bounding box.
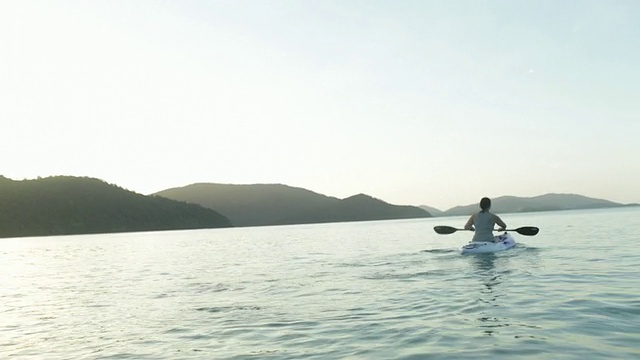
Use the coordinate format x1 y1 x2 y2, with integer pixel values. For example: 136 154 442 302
1 0 639 210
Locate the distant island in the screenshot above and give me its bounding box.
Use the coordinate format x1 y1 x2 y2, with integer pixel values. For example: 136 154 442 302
0 176 231 238
420 193 639 217
155 183 431 227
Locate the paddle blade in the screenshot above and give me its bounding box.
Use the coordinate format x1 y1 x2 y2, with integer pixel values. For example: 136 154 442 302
433 226 458 235
514 226 539 236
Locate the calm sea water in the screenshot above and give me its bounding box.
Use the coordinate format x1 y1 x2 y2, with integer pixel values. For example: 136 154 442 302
1 208 639 359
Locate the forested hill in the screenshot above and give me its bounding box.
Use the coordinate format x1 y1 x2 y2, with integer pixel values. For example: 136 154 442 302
438 193 635 216
155 183 431 227
0 176 231 238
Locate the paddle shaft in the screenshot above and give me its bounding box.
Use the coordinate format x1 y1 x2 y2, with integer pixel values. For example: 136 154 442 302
433 225 539 236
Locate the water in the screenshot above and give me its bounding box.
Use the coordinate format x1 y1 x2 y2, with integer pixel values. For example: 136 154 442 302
1 208 639 359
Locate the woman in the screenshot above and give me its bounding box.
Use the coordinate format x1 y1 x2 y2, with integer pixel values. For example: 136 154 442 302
464 197 507 242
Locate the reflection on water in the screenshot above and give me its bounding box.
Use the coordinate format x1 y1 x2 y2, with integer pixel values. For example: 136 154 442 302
470 254 508 336
469 252 545 341
472 253 497 272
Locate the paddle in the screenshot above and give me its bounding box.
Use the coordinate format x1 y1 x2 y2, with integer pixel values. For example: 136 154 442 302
433 225 539 236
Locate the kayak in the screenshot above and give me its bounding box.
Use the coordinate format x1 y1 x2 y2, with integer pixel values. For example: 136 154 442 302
460 233 516 254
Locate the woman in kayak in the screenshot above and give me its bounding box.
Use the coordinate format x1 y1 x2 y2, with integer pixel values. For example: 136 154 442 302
464 197 507 242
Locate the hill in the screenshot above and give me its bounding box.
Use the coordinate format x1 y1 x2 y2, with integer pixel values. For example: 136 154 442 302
440 193 633 216
0 176 231 238
155 183 431 227
419 205 444 216
286 194 433 224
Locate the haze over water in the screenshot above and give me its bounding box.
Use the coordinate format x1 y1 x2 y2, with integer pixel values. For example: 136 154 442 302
2 207 639 359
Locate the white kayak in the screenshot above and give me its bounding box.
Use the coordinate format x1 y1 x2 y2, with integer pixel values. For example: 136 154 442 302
460 233 516 254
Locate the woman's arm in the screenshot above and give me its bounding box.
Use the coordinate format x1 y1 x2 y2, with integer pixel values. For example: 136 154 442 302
495 215 507 231
464 214 476 230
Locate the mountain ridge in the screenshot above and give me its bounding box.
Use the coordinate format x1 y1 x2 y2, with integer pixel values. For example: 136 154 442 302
2 175 637 238
422 193 638 217
155 183 432 227
0 176 232 238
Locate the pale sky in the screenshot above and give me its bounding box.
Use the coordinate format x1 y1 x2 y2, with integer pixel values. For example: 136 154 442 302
1 1 639 210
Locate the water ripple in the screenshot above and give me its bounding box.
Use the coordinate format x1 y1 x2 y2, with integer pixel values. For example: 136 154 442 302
1 210 640 359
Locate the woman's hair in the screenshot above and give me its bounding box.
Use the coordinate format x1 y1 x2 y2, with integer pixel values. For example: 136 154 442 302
480 197 491 213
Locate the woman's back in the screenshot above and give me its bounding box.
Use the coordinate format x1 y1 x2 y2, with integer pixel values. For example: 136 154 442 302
472 211 496 242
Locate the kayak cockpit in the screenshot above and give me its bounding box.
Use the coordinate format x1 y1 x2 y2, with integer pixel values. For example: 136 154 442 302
460 233 516 254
